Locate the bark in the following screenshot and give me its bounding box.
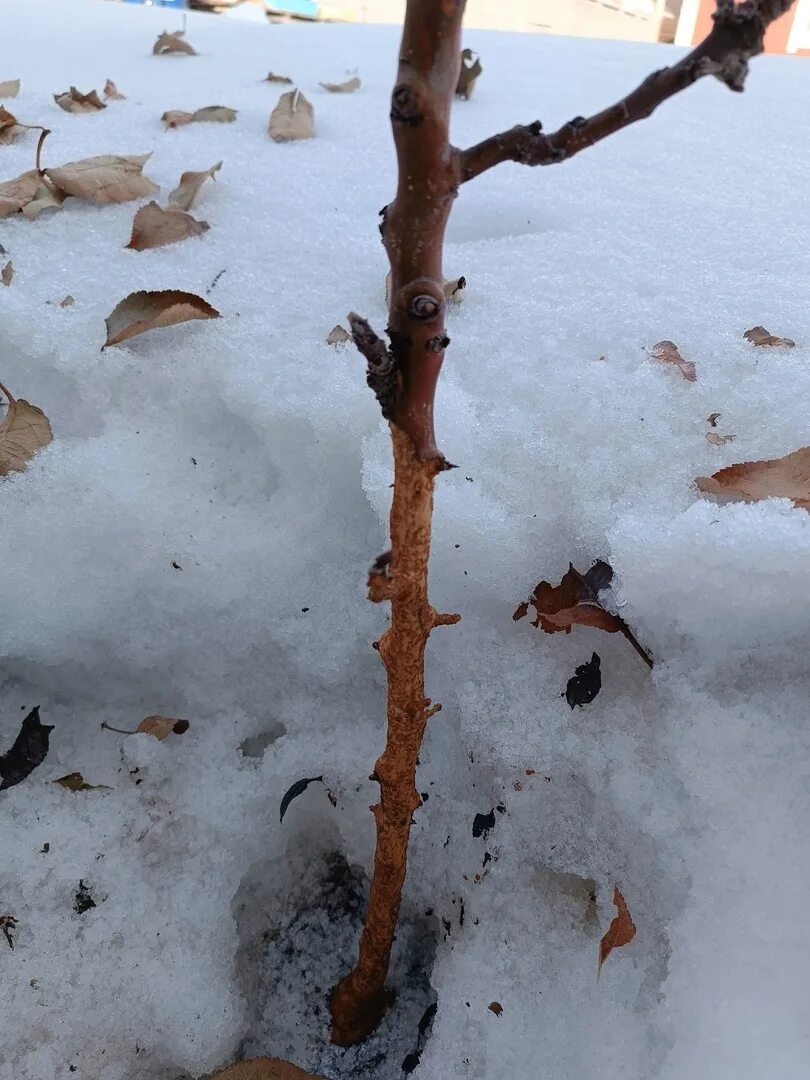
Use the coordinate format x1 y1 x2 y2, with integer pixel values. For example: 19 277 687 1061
329 0 466 1046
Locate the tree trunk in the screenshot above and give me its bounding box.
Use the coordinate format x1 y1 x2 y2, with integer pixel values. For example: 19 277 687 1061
329 0 466 1047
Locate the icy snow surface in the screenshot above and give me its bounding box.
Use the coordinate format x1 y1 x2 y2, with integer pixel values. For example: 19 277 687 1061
1 2 810 1078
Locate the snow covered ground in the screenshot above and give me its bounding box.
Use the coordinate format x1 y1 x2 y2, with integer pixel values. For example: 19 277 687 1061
2 2 810 1078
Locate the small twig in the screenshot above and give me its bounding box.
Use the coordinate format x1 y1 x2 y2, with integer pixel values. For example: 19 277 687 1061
100 721 138 735
206 268 227 295
347 312 399 419
618 618 654 670
458 0 796 182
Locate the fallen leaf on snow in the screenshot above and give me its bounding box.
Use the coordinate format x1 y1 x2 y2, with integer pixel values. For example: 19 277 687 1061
47 294 75 308
743 325 795 348
137 716 190 740
279 775 324 823
53 772 110 791
0 707 53 791
53 87 106 114
0 170 63 220
0 79 20 99
74 880 96 913
127 201 209 251
565 652 601 709
706 412 721 427
456 48 482 100
705 432 736 446
488 1002 503 1017
211 1059 328 1080
163 106 236 128
153 30 197 56
319 77 361 93
103 289 220 348
45 153 159 205
326 324 350 346
265 72 293 85
168 160 221 211
0 106 24 144
161 110 194 128
443 276 466 303
0 379 53 476
696 447 810 510
1 260 12 286
472 808 495 838
103 78 125 101
269 89 314 142
598 887 636 975
515 561 653 668
649 340 696 382
0 914 17 949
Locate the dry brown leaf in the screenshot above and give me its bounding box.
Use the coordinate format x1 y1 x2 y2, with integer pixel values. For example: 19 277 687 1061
598 887 636 975
192 105 237 124
211 1060 328 1080
0 79 20 99
0 171 63 220
705 432 736 446
265 72 293 85
0 106 24 144
514 561 620 635
137 716 190 741
696 447 810 511
326 324 350 346
153 30 197 56
126 201 209 252
1 261 12 286
53 772 110 791
0 380 53 477
167 160 222 211
103 289 219 348
45 153 159 205
743 325 795 348
444 276 466 303
54 87 106 114
269 89 314 143
103 78 126 101
456 48 482 100
488 1001 503 1017
319 77 361 93
649 340 696 382
161 110 194 128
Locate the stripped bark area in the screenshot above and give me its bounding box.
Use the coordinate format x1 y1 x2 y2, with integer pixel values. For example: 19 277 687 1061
330 0 794 1046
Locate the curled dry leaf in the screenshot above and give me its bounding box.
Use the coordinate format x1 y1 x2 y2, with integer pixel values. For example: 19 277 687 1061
456 48 482 100
168 160 222 211
319 77 361 93
0 106 24 145
265 72 293 85
280 776 324 823
269 89 314 143
161 110 194 129
326 324 350 346
1 261 12 286
153 30 197 56
47 294 75 308
53 87 106 114
598 887 636 975
705 432 736 446
0 170 63 220
53 772 111 791
0 380 53 476
0 707 53 790
0 79 20 99
743 325 795 348
706 412 721 427
103 78 125 101
649 340 696 382
127 201 209 252
103 289 220 348
137 716 190 740
163 107 236 128
443 276 466 303
696 447 810 511
211 1059 328 1080
45 154 159 205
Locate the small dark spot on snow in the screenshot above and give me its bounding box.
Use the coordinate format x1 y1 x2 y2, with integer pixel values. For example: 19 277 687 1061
301 606 309 612
171 561 182 571
465 476 473 482
442 835 451 848
74 881 96 914
483 851 491 866
454 543 460 548
420 791 429 802
496 803 506 814
41 842 49 854
472 809 495 838
191 457 197 466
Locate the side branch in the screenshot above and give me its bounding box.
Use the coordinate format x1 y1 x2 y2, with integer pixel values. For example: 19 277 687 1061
348 312 400 421
458 0 795 182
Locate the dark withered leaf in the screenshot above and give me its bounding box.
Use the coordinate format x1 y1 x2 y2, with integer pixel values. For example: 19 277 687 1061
0 707 53 790
565 653 602 709
74 880 96 914
279 775 323 823
472 808 495 838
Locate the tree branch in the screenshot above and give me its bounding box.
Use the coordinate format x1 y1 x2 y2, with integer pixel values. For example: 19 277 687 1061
458 0 796 183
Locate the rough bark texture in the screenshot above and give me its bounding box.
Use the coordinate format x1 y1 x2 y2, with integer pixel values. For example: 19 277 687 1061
330 0 793 1048
329 0 466 1046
